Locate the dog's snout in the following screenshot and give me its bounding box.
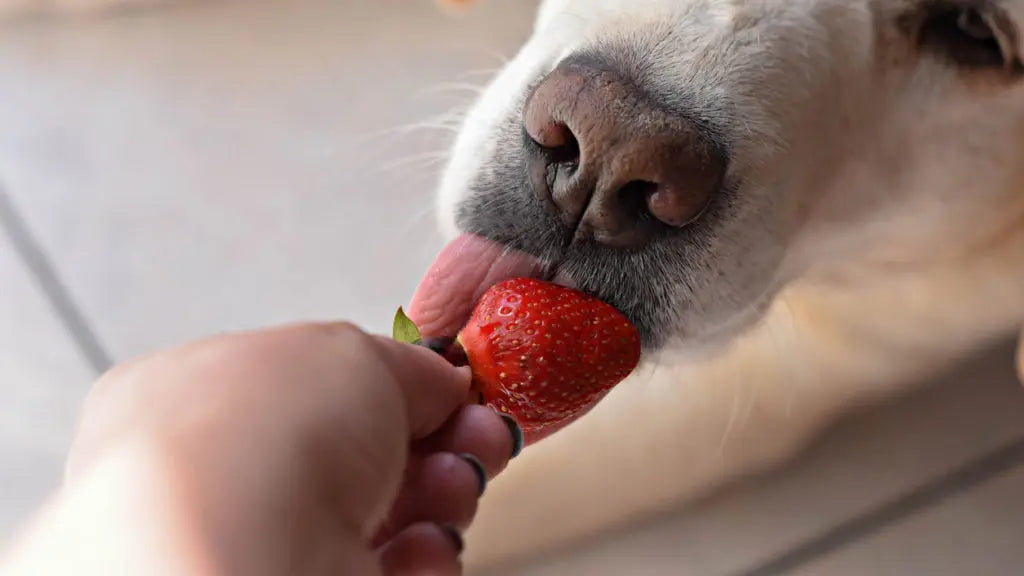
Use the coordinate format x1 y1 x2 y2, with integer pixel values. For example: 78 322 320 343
523 56 726 248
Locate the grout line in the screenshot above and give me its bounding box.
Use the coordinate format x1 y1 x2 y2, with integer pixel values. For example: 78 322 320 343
0 183 112 374
730 436 1024 576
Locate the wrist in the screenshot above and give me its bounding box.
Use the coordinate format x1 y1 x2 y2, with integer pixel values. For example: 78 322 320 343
1 436 215 576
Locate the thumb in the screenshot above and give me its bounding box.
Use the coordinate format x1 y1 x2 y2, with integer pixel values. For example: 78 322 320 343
370 335 473 438
317 329 471 539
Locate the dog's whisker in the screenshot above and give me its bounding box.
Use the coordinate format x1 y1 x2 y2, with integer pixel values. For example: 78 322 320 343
354 111 468 147
393 202 441 242
456 67 503 80
717 381 744 457
418 82 488 98
355 150 452 181
467 46 512 68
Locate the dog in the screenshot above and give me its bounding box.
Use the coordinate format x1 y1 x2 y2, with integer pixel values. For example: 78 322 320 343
426 0 1024 570
13 0 1024 571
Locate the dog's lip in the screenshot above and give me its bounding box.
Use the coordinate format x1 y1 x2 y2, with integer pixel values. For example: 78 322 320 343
549 267 577 289
407 234 549 338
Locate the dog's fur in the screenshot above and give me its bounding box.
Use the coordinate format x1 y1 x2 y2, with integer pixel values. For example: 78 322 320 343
17 0 1024 571
442 0 1024 570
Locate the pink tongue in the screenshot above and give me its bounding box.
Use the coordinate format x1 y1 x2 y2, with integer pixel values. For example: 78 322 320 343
408 234 545 338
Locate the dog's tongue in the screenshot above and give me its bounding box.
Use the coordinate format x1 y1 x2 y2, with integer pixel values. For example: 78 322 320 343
408 234 545 338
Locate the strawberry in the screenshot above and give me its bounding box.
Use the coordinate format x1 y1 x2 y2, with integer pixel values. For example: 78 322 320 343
394 278 641 445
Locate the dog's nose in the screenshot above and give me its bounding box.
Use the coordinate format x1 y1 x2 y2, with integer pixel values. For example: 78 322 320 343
523 56 726 248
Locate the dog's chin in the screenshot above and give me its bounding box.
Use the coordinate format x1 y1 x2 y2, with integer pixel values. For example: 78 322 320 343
658 297 776 364
652 326 752 367
549 268 577 290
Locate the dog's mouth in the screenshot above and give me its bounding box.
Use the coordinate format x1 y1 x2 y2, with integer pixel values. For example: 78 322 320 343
407 234 555 338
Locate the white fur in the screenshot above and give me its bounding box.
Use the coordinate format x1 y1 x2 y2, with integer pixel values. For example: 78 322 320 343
438 0 1024 570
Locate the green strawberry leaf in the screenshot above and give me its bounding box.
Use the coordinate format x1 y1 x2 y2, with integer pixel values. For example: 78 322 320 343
392 307 422 345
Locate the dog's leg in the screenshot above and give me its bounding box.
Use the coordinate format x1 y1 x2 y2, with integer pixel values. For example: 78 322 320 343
461 286 958 570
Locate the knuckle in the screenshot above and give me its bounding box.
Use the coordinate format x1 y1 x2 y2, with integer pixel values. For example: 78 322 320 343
280 321 381 362
225 321 372 360
306 320 373 351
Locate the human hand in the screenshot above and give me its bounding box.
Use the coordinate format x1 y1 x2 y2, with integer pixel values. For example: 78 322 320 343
3 322 522 576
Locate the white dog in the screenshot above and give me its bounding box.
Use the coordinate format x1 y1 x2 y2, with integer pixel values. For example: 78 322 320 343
16 0 1024 572
426 0 1024 570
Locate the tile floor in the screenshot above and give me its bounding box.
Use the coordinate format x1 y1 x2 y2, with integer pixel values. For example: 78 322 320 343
1 1 1023 574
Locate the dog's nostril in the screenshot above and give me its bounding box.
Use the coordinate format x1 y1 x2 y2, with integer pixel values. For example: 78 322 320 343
522 54 726 248
618 180 657 216
526 118 580 165
618 181 707 229
647 184 708 228
530 118 568 148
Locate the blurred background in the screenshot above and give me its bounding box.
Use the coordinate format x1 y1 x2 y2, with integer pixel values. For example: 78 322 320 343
2 1 1024 574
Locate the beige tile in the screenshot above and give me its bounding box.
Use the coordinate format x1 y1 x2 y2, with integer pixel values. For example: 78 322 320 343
0 227 94 538
0 0 538 359
495 343 1024 576
789 464 1024 576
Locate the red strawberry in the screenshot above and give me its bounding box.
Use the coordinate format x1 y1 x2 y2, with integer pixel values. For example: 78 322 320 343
395 278 641 445
458 278 641 443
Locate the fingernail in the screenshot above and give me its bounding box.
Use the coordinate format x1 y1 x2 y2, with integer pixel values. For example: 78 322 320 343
419 337 453 355
458 453 487 496
499 413 524 459
419 337 470 367
439 524 464 555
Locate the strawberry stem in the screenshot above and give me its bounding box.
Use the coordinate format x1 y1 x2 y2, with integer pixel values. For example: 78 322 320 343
392 307 422 345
